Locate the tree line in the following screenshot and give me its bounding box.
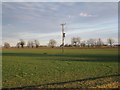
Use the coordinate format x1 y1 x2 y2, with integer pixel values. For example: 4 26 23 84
3 37 118 48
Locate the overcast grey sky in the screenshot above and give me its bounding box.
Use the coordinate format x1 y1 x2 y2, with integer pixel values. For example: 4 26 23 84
2 0 119 2
2 2 118 46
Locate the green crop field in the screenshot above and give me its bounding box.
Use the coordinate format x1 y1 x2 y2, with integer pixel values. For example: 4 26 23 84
2 48 119 88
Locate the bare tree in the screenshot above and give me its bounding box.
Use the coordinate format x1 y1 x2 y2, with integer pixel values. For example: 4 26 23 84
27 41 34 48
27 41 31 48
16 42 20 48
97 38 103 47
4 42 10 48
71 37 80 46
34 40 40 48
31 41 34 48
87 39 96 47
19 39 25 48
107 38 115 47
81 41 86 47
48 39 57 48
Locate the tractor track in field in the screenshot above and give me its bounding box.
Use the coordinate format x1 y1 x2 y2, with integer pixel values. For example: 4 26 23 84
2 74 120 89
37 74 120 88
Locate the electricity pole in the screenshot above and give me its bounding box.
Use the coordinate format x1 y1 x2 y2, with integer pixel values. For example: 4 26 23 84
61 23 66 54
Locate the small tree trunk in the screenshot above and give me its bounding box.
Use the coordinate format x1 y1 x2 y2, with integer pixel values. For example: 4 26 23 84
21 45 24 48
36 45 38 48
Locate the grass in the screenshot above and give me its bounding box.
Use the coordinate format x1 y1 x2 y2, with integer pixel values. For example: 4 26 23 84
2 48 119 88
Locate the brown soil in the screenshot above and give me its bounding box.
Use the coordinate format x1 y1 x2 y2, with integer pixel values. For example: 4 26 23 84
1 47 119 50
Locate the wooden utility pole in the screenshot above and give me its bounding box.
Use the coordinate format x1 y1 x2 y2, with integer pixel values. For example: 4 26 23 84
61 23 66 54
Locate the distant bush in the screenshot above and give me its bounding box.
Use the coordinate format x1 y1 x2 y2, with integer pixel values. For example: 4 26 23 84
4 42 10 48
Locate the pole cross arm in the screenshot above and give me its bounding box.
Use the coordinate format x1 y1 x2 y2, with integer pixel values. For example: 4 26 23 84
63 33 65 37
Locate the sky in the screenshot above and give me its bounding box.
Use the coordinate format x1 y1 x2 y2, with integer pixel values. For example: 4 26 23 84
2 0 119 2
2 2 118 46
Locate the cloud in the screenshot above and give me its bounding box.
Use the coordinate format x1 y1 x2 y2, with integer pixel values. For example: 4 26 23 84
79 12 92 17
68 15 75 19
